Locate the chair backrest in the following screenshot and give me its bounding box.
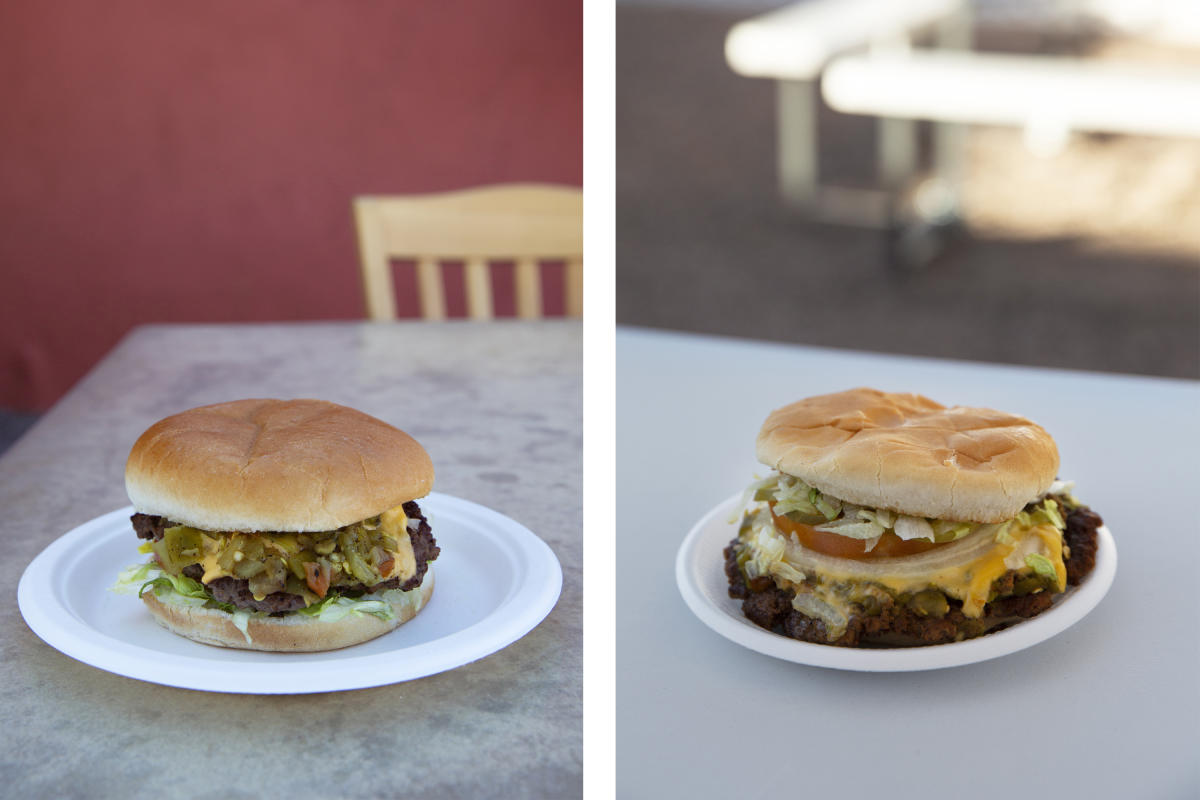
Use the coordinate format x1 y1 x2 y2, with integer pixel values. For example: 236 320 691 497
353 183 583 320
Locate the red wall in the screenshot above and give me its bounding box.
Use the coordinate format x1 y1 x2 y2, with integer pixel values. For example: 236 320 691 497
0 1 582 410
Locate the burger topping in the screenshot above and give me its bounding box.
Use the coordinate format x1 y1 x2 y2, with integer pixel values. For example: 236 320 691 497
726 495 1102 646
127 501 439 613
143 505 416 602
732 491 1073 640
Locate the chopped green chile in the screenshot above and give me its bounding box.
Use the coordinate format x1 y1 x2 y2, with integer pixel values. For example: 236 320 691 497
286 555 308 580
1025 552 1058 580
152 526 202 574
1012 575 1049 595
781 508 829 526
247 557 288 597
908 589 950 618
232 558 266 579
145 513 407 601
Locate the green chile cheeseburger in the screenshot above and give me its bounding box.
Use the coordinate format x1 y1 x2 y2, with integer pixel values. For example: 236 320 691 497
725 388 1102 647
114 398 439 652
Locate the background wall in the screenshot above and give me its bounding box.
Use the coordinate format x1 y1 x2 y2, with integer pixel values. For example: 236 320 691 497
0 0 582 411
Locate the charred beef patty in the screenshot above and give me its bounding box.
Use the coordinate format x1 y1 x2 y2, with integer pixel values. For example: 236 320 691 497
131 501 439 614
724 496 1102 647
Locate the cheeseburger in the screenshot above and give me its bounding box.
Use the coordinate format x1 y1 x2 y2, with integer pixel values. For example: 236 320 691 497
114 398 439 652
725 388 1102 647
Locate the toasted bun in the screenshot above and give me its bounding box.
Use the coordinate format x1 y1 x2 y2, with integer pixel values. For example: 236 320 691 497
141 569 434 652
126 399 433 532
756 388 1059 522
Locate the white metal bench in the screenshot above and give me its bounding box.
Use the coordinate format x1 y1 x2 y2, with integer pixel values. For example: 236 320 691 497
726 0 1200 234
823 49 1200 148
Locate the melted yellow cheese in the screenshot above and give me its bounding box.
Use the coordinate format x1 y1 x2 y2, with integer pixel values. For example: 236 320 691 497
198 534 225 584
1034 526 1068 591
380 506 417 583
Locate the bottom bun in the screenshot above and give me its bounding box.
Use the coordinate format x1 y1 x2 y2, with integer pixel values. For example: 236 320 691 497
142 569 435 652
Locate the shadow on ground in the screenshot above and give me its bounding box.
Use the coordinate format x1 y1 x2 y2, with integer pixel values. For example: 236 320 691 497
0 409 38 456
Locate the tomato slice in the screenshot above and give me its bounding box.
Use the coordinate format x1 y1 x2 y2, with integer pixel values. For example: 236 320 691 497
769 504 944 560
303 561 331 598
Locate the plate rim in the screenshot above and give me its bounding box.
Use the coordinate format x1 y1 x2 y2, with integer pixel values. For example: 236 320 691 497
18 492 563 693
675 492 1117 672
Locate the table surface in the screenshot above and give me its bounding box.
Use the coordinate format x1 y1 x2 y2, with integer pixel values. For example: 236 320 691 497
616 326 1199 800
3 321 581 798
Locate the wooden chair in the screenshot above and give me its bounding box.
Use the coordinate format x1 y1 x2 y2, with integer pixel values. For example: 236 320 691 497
353 184 583 320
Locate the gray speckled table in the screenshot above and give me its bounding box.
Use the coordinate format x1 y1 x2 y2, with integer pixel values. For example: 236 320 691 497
2 321 581 798
617 327 1199 800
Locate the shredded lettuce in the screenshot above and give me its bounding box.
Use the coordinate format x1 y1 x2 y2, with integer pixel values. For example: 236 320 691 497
296 594 396 623
771 476 822 518
893 515 934 541
148 573 208 599
858 508 896 530
111 562 159 594
811 489 842 521
814 507 898 540
731 474 775 523
112 562 237 615
745 471 1080 550
1048 479 1079 506
814 518 886 540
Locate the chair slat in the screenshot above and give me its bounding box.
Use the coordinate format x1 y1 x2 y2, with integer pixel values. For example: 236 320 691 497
415 257 447 321
464 257 494 320
515 257 542 319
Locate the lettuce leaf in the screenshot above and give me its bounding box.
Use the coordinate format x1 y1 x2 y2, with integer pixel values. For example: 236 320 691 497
296 594 396 623
110 562 159 595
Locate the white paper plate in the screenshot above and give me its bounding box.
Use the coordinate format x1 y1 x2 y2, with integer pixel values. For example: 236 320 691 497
676 493 1117 672
18 493 562 693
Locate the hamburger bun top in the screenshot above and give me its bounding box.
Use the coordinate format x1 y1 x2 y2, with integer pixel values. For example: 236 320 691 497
126 399 433 532
756 388 1059 523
